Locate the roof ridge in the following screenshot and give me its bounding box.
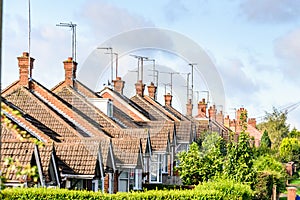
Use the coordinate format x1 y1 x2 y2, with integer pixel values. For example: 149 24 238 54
144 95 180 121
56 86 122 130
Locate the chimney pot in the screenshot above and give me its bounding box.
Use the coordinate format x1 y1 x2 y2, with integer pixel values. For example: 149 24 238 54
208 105 216 120
164 93 172 106
147 82 157 99
186 99 193 116
198 98 207 116
135 80 145 96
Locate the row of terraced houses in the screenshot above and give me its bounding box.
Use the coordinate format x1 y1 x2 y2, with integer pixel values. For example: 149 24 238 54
0 52 262 193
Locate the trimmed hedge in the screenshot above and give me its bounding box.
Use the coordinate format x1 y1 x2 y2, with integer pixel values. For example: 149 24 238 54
0 180 253 200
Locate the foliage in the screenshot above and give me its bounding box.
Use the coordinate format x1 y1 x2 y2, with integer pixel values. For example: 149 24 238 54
1 103 43 187
279 137 300 163
176 142 202 185
257 107 289 149
288 128 300 139
195 179 253 200
223 110 256 185
176 133 226 185
260 130 271 148
3 157 39 183
0 182 253 200
252 155 286 199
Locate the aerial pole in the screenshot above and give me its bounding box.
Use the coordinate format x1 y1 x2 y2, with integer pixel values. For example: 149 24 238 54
130 54 148 83
56 22 77 61
189 63 197 104
182 73 191 103
0 0 3 190
97 47 113 85
160 71 179 95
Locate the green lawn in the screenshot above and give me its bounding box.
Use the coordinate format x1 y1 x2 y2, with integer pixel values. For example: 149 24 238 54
290 178 300 185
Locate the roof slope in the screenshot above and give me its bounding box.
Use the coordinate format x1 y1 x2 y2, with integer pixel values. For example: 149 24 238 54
112 138 142 168
130 95 170 121
52 85 122 130
4 87 86 140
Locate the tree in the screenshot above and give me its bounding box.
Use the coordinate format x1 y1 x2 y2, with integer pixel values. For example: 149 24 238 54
260 130 271 148
288 128 300 139
176 133 225 185
279 137 300 164
223 109 256 184
257 107 289 149
1 103 42 188
176 142 202 185
253 155 286 200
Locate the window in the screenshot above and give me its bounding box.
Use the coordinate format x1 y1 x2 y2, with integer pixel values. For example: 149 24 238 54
131 169 142 190
162 154 168 174
119 172 129 192
150 154 162 183
92 179 102 192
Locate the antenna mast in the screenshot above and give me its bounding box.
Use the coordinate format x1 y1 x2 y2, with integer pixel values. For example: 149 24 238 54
56 22 77 61
28 0 32 79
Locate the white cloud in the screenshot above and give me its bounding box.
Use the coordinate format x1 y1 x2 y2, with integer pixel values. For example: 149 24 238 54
240 0 300 23
79 0 154 39
274 28 300 82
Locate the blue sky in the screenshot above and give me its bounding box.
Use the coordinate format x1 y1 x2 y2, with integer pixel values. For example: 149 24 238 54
3 0 300 128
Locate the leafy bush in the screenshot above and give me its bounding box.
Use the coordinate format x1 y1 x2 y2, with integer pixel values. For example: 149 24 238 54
195 179 253 200
1 183 254 200
252 155 286 200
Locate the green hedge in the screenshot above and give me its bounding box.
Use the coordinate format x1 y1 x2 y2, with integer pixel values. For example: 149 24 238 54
0 180 253 200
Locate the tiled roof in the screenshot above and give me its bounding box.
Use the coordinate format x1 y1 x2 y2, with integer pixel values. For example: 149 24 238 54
0 129 35 182
4 87 85 140
1 108 55 184
30 80 110 138
145 121 175 152
103 128 149 153
98 87 151 120
52 80 100 99
55 141 99 175
2 97 59 142
131 95 170 121
112 138 142 168
143 95 180 121
247 124 262 145
39 144 54 183
53 85 121 130
175 121 192 142
112 106 139 128
210 120 231 141
62 137 113 171
164 104 190 121
194 112 207 119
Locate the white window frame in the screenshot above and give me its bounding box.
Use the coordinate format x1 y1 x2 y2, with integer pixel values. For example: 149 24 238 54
162 153 168 174
150 154 162 183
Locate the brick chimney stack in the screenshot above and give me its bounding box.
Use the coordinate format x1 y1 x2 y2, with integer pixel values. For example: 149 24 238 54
135 80 145 96
224 115 230 127
186 99 193 116
208 105 216 120
248 118 256 127
63 57 77 87
216 111 224 124
198 98 207 116
164 93 172 106
18 52 35 87
147 82 157 99
113 77 125 94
